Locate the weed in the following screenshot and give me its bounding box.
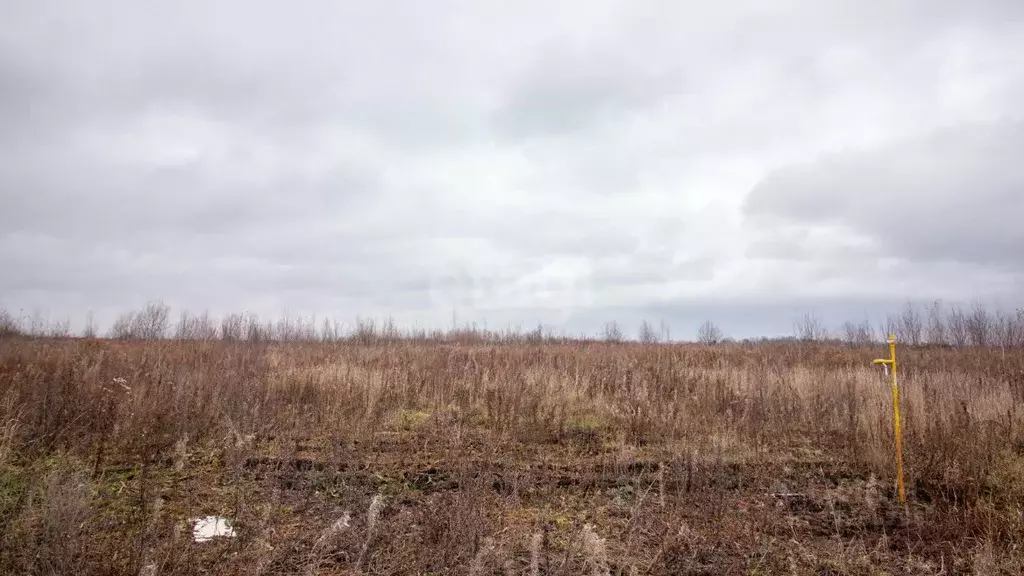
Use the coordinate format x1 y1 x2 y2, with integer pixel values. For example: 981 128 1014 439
1 331 1023 573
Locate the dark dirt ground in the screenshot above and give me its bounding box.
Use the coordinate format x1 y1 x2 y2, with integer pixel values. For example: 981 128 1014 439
63 423 1019 575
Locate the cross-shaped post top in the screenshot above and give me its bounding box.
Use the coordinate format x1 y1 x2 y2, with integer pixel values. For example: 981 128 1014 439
873 334 897 366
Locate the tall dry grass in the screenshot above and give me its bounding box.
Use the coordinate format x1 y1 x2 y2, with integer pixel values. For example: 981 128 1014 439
1 330 1023 573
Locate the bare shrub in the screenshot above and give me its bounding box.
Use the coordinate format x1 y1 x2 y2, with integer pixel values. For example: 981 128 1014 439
107 312 134 340
220 313 245 341
882 313 899 340
601 321 623 343
697 320 723 345
968 301 993 347
841 318 875 346
898 302 923 345
1015 309 1024 348
0 310 21 339
83 311 97 339
925 300 947 345
46 318 71 339
794 311 828 341
525 323 556 344
353 317 379 345
321 317 343 342
948 304 969 347
275 315 318 342
26 310 46 337
108 301 171 340
135 301 171 340
840 321 858 345
637 320 659 344
993 309 1021 349
245 313 273 342
175 310 219 340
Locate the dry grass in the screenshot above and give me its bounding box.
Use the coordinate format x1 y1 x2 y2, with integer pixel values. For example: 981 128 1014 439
1 335 1024 574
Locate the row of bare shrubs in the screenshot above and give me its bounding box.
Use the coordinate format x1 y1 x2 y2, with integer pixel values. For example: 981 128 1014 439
3 298 1024 347
832 301 1024 348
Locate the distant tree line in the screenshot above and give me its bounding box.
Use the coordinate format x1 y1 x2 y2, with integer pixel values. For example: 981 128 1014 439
1 299 1022 348
793 301 1024 348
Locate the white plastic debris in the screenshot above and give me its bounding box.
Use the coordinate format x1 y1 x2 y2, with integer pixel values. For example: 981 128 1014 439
191 516 236 542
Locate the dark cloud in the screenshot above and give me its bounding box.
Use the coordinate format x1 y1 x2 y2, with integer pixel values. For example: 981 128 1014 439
0 54 40 139
744 122 1024 270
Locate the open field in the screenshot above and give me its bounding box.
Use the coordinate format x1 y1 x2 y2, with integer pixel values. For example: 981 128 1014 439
2 334 1024 575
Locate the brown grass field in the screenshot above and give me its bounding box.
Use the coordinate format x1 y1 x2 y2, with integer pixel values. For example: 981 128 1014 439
2 328 1024 574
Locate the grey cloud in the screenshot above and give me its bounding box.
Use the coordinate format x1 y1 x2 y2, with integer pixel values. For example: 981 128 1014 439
0 54 38 139
744 122 1024 270
0 231 436 313
0 154 379 246
0 1 488 152
491 0 1024 138
4 1 1024 337
588 256 717 287
491 40 685 140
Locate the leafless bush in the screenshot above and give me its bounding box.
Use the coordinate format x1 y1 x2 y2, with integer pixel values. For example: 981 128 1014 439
994 309 1022 348
841 318 875 346
321 318 344 342
697 320 723 345
220 312 244 341
83 311 97 339
525 323 559 344
882 313 899 341
637 320 659 344
601 321 623 343
926 300 947 345
0 310 22 339
948 305 969 347
350 316 402 344
175 310 219 341
898 302 923 345
136 301 170 340
245 314 273 342
794 311 828 341
353 317 380 345
968 301 993 347
25 310 47 337
107 312 135 340
107 301 171 340
274 315 319 342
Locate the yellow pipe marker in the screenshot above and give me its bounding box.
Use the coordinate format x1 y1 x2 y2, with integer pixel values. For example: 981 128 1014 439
873 334 905 504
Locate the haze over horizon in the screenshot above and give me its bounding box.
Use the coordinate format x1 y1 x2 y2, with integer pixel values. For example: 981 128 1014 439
2 1 1023 339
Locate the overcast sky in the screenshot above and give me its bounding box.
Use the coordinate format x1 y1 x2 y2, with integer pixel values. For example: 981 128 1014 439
2 1 1023 338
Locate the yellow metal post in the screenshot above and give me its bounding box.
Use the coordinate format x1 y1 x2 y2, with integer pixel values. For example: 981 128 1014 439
873 334 905 504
